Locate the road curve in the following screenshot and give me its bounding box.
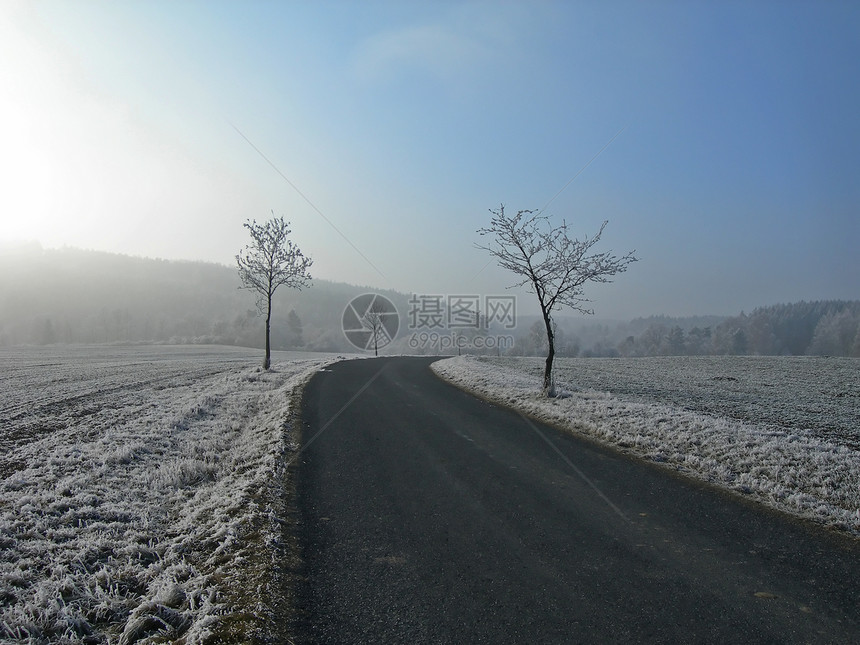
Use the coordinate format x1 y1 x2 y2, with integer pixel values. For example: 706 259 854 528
292 357 860 644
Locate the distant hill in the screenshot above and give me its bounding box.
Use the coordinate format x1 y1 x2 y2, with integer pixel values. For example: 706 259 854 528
511 301 858 358
710 301 860 357
0 245 407 352
2 246 857 357
508 313 730 358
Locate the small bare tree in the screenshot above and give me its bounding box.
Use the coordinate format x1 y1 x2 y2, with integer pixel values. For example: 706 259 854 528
477 205 636 395
237 215 312 369
363 299 386 357
360 296 399 356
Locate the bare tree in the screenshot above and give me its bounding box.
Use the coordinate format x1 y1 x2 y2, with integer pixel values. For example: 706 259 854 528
477 205 637 395
363 300 385 357
236 215 312 369
361 296 398 356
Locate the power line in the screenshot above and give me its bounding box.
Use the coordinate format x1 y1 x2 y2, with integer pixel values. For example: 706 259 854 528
230 121 386 281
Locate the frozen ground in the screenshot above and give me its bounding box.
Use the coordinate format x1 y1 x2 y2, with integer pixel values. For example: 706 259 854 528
433 355 860 537
0 345 340 643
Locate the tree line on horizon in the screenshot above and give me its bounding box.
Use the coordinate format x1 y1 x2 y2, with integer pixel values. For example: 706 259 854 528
0 246 408 352
511 300 860 358
1 246 857 358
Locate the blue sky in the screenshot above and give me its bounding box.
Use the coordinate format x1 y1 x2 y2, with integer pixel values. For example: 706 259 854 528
1 0 857 319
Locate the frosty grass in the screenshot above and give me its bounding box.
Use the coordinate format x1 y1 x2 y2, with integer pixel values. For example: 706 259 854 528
433 355 860 537
3 348 858 641
0 345 338 643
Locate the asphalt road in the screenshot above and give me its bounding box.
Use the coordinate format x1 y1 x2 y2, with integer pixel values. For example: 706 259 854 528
292 357 860 644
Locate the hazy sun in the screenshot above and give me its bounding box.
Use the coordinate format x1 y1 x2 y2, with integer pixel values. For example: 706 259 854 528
0 5 72 248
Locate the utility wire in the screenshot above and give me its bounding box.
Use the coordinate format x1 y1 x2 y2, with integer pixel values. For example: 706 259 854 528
230 121 386 281
539 125 628 214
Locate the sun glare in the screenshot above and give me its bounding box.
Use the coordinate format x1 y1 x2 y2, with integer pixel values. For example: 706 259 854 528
0 108 62 247
0 6 68 249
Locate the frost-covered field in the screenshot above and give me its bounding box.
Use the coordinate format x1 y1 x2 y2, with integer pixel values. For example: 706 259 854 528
0 345 339 643
433 355 860 537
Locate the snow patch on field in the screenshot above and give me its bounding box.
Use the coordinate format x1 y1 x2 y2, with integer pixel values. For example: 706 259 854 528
432 355 860 537
0 349 338 643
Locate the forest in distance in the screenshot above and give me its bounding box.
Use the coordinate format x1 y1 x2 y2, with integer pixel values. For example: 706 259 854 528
1 244 858 358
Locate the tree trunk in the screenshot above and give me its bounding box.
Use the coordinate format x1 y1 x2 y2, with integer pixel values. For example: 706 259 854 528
264 293 272 370
542 310 555 395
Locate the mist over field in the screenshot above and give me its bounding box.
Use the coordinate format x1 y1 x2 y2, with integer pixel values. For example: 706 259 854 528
1 245 858 358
